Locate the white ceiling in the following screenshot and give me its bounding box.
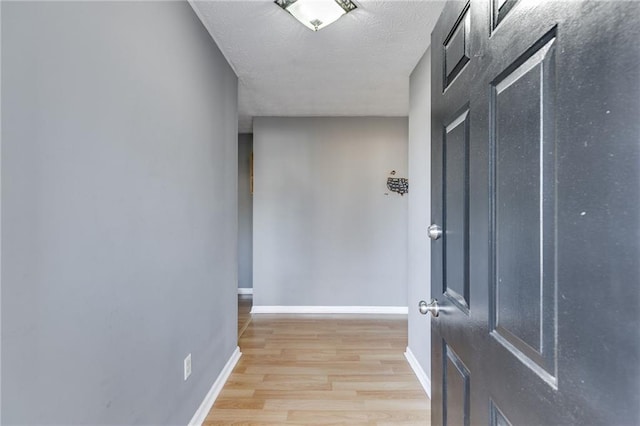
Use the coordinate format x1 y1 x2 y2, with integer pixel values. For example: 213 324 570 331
190 0 446 132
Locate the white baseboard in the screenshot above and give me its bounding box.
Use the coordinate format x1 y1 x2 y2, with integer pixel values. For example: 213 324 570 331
251 306 408 314
188 346 241 426
237 288 253 295
405 347 431 399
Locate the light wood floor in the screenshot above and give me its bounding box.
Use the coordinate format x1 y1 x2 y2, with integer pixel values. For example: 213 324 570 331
207 309 430 425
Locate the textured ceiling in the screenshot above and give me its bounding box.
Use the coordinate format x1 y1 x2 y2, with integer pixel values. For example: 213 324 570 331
190 0 446 132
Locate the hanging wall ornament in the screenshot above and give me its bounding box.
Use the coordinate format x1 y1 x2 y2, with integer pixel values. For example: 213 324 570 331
386 170 409 196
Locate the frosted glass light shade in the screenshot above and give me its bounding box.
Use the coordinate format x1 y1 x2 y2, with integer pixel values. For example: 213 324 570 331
275 0 357 31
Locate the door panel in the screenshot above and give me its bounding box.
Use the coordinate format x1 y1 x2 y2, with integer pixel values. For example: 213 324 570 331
489 400 511 426
491 0 518 31
490 30 557 383
444 109 470 312
431 1 640 424
444 4 470 88
443 342 470 426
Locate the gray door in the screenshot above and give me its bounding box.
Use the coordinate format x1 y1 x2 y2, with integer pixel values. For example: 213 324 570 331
428 1 640 424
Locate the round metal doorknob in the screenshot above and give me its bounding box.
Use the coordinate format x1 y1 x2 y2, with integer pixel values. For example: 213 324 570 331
428 224 443 240
419 299 440 317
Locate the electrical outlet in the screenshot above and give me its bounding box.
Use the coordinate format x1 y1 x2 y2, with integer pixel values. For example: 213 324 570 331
184 353 192 381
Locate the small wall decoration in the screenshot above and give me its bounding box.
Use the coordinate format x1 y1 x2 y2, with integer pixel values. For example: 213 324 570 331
386 170 409 196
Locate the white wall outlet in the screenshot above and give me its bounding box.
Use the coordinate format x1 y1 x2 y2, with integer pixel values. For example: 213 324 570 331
184 353 192 381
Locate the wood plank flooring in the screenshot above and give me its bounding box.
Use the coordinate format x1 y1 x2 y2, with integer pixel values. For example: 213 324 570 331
208 309 430 425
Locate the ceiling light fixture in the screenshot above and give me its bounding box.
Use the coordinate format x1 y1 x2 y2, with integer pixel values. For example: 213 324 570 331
275 0 357 32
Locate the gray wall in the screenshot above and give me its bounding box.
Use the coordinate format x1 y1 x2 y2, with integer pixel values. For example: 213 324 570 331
253 117 408 307
407 48 432 378
238 133 253 289
1 2 238 424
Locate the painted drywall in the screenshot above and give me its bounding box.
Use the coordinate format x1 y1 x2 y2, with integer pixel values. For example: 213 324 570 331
238 134 253 289
1 2 238 424
407 48 432 379
253 117 408 307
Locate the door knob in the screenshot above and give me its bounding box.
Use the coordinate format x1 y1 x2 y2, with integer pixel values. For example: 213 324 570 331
428 224 443 240
419 299 439 317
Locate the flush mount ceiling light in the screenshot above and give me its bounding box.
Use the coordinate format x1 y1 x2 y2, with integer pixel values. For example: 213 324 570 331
275 0 357 32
